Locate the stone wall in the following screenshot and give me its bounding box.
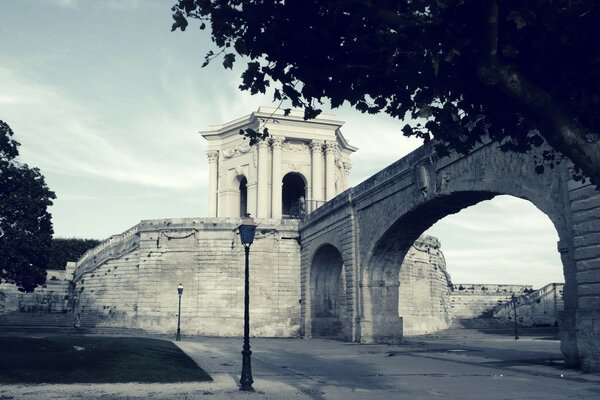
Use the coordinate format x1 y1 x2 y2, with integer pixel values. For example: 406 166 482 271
0 224 566 339
494 283 564 326
568 180 600 371
399 235 453 335
0 268 74 314
72 218 302 337
1 217 453 339
449 284 533 320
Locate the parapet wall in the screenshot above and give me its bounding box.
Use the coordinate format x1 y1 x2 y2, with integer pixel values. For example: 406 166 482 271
72 218 302 337
494 283 564 326
74 225 139 281
449 284 533 319
0 269 73 314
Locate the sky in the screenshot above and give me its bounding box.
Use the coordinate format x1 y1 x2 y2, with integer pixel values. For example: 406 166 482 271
0 0 564 287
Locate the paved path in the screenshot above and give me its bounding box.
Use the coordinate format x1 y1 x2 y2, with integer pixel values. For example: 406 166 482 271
1 329 599 399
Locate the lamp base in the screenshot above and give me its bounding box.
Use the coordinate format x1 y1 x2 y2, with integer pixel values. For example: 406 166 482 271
240 348 254 391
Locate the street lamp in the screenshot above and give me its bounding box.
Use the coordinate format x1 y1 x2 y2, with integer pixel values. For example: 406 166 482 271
238 213 257 392
511 293 519 340
176 283 183 341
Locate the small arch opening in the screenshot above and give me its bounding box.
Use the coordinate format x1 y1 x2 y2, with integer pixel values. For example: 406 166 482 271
239 176 248 217
310 244 347 339
282 172 306 218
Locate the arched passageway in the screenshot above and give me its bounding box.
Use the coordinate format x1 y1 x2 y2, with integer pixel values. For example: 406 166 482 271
362 189 575 361
310 244 347 338
282 172 306 218
398 195 564 336
300 140 600 370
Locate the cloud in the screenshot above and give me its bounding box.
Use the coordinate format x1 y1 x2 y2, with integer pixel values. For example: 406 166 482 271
425 196 563 287
98 0 145 10
40 0 77 8
40 0 146 10
0 66 207 189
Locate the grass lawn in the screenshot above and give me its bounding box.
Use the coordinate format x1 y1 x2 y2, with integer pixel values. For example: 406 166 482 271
0 336 212 383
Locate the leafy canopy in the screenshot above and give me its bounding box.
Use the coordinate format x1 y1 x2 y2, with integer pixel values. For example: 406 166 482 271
0 120 56 292
172 0 600 185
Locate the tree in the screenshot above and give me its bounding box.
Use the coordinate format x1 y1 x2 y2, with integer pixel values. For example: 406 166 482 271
47 238 101 270
0 120 56 292
171 0 600 186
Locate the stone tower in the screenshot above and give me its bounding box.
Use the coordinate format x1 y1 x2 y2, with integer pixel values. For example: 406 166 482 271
201 107 357 219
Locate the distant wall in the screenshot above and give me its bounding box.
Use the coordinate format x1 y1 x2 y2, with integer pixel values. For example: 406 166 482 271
0 268 73 314
449 284 533 320
399 236 453 335
494 283 564 326
72 218 302 337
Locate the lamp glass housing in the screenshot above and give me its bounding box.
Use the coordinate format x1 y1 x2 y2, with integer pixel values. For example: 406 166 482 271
239 214 257 246
177 284 184 295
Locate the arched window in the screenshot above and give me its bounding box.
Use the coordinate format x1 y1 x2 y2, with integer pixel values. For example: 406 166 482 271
239 176 248 217
282 173 306 218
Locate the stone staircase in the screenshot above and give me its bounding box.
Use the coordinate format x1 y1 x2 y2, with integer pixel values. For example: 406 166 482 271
0 312 76 334
0 312 169 337
412 320 560 342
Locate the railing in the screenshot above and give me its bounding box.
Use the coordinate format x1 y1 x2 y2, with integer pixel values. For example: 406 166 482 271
493 283 564 314
73 225 141 281
282 199 329 220
304 199 328 215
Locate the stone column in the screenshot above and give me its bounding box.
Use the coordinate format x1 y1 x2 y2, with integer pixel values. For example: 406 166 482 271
256 140 270 218
358 268 403 344
206 150 219 217
271 136 284 219
342 161 352 192
310 140 324 212
325 142 338 201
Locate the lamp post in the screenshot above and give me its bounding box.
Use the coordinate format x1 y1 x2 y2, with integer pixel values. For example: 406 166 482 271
552 283 558 327
511 294 519 340
176 283 183 341
238 213 257 392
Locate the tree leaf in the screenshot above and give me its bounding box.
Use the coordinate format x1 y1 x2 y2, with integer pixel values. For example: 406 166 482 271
507 10 527 29
223 53 235 69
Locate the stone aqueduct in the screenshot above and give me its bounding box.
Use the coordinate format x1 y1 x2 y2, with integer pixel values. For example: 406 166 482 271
299 140 600 371
4 107 598 372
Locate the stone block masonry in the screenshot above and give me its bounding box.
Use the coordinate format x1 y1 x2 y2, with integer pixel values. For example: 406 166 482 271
494 283 564 326
399 235 453 335
0 269 74 314
299 137 600 371
72 218 302 337
67 217 451 340
449 284 533 320
568 180 600 371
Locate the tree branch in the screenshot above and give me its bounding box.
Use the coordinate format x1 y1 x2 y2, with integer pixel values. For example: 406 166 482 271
477 1 600 186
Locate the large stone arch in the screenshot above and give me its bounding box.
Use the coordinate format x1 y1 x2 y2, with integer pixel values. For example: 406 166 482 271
301 139 600 370
357 144 570 261
300 138 600 369
356 143 577 362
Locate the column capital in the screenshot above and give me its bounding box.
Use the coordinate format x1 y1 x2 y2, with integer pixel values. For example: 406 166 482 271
324 141 338 153
342 161 352 175
310 139 325 152
206 150 219 162
271 136 285 148
257 139 270 149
